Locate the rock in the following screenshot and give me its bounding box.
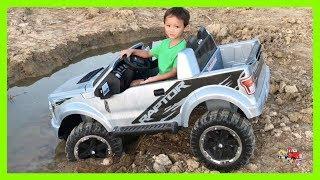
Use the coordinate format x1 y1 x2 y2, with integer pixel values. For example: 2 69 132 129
153 133 165 141
293 123 300 128
242 27 250 36
207 23 221 35
270 83 279 94
286 29 293 34
217 26 229 37
285 36 291 45
119 153 134 164
292 66 297 71
246 163 258 171
153 154 172 166
116 166 127 172
139 150 145 156
288 112 302 123
143 167 151 172
273 129 283 137
281 116 290 124
101 157 113 166
292 133 302 139
264 115 272 124
168 152 186 163
18 22 29 27
195 166 211 173
287 18 297 24
264 123 274 132
169 161 184 173
270 111 278 117
305 131 312 139
274 51 284 58
153 162 166 172
131 163 136 169
279 81 286 93
130 22 140 31
300 107 312 115
186 158 200 171
282 126 291 132
85 8 100 19
299 69 307 75
301 115 312 124
210 170 221 173
275 97 284 105
285 85 299 94
280 123 286 127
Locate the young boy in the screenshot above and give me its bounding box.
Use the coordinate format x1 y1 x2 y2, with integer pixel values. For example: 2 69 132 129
120 7 190 86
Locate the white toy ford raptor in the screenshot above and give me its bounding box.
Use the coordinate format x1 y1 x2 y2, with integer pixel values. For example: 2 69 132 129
48 27 270 171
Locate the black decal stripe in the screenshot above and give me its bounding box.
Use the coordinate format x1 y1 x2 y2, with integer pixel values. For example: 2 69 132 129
132 70 243 124
132 82 182 124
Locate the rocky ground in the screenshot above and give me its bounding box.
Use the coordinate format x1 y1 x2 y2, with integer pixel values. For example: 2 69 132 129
8 8 312 172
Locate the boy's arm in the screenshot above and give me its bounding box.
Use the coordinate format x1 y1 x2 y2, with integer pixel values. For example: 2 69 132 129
132 49 153 59
120 48 152 59
140 68 177 84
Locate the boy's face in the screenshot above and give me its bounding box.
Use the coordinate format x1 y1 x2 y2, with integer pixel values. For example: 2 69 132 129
164 15 185 40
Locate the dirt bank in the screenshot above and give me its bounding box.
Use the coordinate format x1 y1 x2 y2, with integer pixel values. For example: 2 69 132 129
8 8 313 172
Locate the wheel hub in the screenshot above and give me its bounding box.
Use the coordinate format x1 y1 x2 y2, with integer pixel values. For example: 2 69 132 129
74 135 111 160
199 125 242 165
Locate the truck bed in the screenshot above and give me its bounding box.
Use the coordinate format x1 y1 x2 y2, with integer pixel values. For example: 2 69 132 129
202 39 260 72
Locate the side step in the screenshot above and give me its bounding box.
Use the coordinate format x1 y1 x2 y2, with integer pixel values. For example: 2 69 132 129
112 122 179 135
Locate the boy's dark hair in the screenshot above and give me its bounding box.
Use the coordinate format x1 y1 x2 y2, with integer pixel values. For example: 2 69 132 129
164 7 190 27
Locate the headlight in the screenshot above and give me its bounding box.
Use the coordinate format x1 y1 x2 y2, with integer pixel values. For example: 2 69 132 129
54 97 72 106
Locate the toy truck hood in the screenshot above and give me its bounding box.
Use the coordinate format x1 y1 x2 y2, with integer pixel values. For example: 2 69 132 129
48 74 87 99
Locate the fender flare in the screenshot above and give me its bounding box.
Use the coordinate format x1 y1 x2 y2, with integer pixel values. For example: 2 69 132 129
58 102 113 132
180 85 254 127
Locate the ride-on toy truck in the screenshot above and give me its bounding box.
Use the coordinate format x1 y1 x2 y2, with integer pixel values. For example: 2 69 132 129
48 27 270 171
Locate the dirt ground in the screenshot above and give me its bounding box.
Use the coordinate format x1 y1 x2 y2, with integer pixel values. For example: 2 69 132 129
8 8 313 172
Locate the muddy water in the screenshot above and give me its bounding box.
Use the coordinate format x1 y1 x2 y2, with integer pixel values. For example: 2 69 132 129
8 51 120 172
8 36 163 172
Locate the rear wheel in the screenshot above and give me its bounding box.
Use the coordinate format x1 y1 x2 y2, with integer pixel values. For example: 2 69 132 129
190 109 255 172
66 122 123 161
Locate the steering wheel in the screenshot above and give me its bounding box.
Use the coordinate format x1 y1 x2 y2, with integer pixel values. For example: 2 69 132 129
122 54 151 70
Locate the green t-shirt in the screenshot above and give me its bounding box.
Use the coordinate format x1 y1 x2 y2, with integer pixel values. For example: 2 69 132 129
150 38 186 75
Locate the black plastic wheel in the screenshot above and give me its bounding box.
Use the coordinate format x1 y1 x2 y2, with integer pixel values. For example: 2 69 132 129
66 122 123 161
190 109 255 172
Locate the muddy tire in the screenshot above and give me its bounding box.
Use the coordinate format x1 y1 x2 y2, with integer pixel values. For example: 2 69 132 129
66 122 123 161
190 109 255 172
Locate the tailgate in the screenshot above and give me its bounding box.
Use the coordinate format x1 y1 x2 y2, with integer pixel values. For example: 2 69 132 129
247 42 269 100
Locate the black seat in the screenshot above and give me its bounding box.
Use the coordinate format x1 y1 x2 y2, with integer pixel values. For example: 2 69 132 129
186 36 198 50
186 27 218 71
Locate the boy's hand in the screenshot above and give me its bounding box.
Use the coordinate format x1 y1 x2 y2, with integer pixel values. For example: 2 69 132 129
120 48 134 59
140 76 158 85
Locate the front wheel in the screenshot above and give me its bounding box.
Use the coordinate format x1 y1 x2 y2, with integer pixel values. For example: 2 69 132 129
65 122 123 161
190 109 255 172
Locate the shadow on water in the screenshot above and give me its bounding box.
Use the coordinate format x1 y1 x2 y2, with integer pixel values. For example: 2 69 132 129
7 36 163 172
